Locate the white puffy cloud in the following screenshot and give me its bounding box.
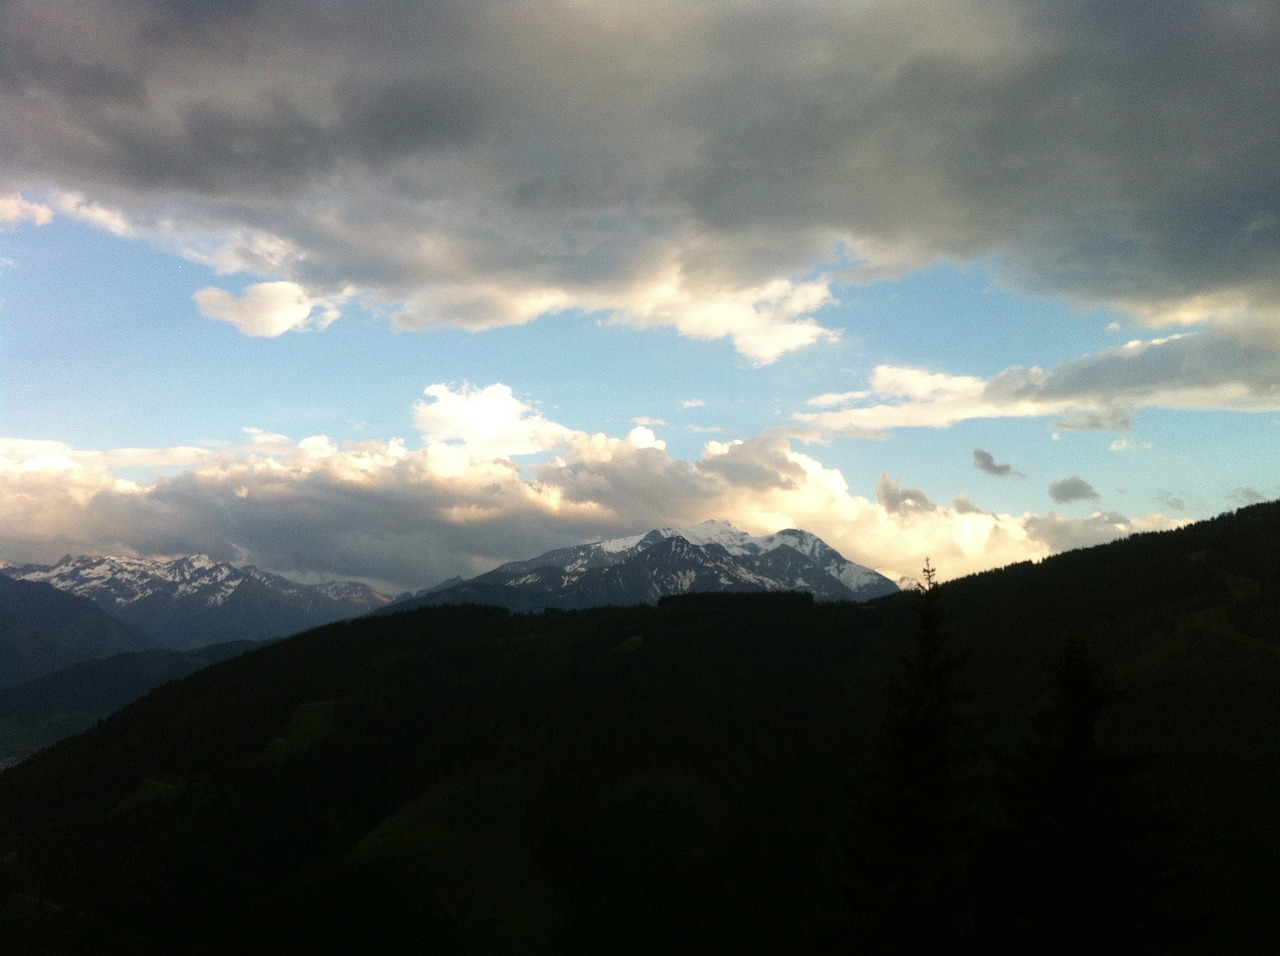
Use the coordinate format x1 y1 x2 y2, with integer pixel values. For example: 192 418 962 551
1 192 52 227
603 272 839 365
412 383 577 460
0 387 1188 591
193 281 342 336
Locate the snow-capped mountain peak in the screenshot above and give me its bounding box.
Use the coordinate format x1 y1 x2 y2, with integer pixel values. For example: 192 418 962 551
595 519 808 558
387 520 899 614
1 555 391 649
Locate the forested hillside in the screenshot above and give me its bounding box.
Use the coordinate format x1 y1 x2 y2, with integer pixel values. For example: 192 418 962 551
0 641 257 768
0 502 1277 954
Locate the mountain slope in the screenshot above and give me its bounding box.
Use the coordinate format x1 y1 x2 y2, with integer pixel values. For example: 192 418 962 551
0 502 1277 953
2 555 390 649
0 576 153 686
0 640 257 768
387 520 898 613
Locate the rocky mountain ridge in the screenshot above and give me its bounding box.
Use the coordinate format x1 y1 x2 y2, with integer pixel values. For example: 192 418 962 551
386 519 899 613
1 555 390 649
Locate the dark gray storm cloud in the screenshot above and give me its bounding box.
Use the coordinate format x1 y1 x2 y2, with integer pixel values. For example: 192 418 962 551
5 0 1280 341
1049 475 1101 504
973 448 1023 478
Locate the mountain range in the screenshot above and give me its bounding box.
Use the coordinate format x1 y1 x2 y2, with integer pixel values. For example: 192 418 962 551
387 519 899 613
1 554 391 652
0 522 892 760
1 523 894 651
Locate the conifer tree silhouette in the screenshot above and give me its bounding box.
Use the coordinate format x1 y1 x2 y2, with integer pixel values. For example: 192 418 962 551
842 559 976 953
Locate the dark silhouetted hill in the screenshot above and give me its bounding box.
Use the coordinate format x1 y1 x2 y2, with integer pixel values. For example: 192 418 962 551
0 501 1277 954
0 576 153 686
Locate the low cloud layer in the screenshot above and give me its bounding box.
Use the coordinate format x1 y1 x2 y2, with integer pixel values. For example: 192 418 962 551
5 0 1279 358
0 384 1187 591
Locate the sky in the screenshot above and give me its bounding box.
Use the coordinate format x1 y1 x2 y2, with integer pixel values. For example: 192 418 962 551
2 0 1278 593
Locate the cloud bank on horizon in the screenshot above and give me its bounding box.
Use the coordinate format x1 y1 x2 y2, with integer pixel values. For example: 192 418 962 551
2 0 1278 589
0 385 1188 592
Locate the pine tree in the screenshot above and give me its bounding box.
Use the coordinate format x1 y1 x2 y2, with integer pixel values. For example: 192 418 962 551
842 559 977 953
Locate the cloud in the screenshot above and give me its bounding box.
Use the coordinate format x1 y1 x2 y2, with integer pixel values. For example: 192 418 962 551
1109 438 1152 452
412 383 577 461
1227 486 1266 505
0 385 1186 591
51 191 132 235
1 192 52 227
973 448 1023 478
1022 510 1186 554
1051 408 1133 433
799 325 1280 436
1049 475 1100 504
193 281 342 336
986 329 1280 416
6 0 1279 356
952 494 989 515
876 473 937 514
806 390 871 409
605 273 839 365
797 367 999 436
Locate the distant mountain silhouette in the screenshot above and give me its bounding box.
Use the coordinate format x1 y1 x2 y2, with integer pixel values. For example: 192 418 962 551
0 575 152 686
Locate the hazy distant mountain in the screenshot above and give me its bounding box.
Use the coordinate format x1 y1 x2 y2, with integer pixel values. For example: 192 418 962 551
1 555 391 650
384 519 899 613
0 575 153 686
